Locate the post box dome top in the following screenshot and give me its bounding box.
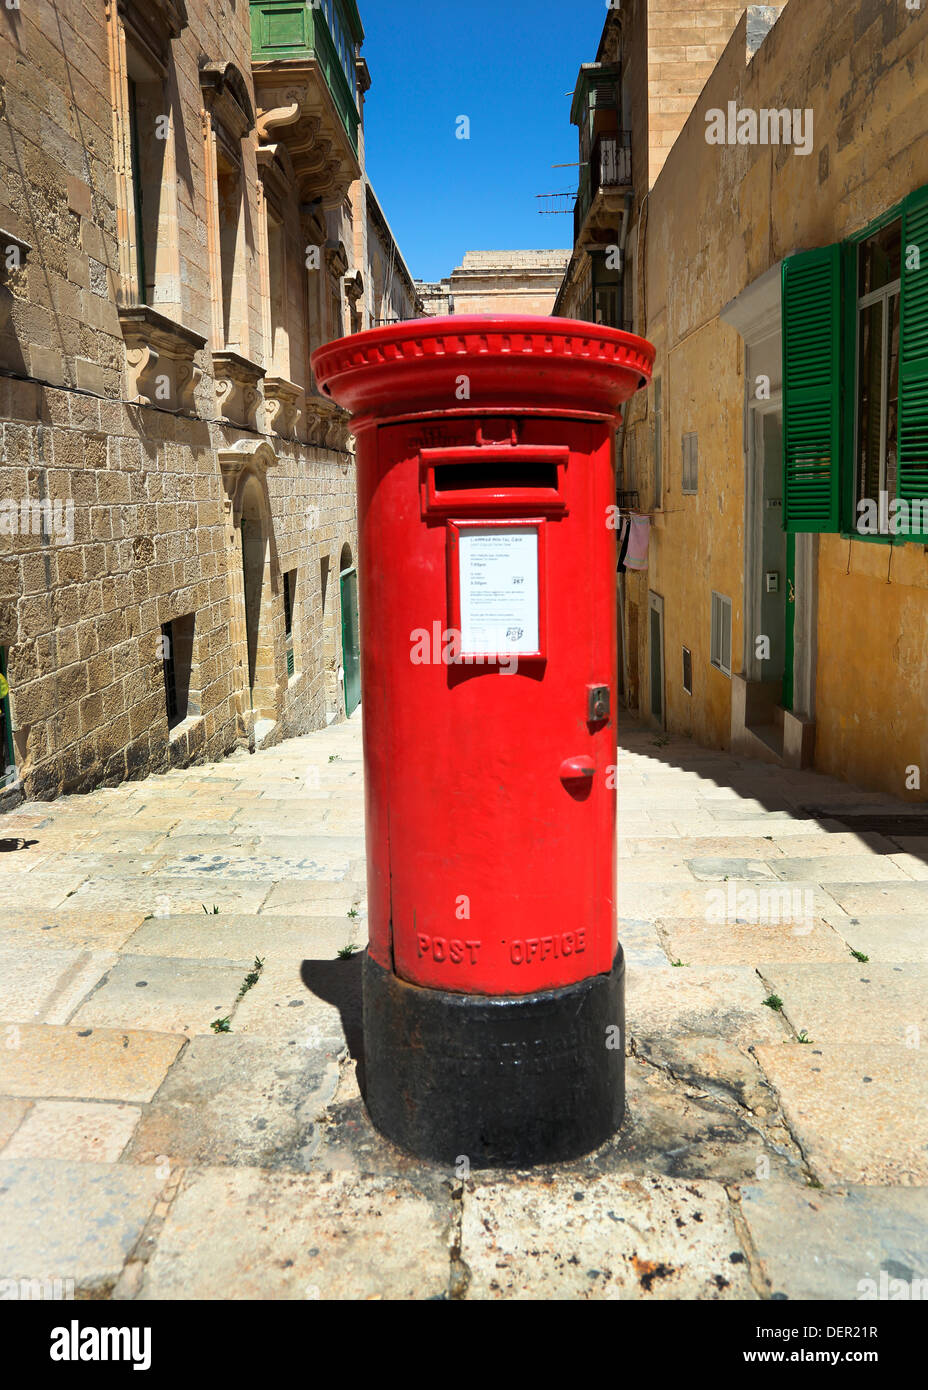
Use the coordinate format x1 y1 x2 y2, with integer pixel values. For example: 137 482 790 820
311 314 655 420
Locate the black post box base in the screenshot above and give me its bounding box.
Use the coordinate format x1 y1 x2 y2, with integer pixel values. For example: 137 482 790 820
361 948 625 1168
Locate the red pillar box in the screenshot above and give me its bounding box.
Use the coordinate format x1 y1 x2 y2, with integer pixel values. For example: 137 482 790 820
312 316 654 1166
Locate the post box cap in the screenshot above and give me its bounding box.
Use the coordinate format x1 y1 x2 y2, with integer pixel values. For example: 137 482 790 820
311 314 655 420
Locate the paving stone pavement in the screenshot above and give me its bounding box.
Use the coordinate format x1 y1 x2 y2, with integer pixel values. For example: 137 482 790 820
0 712 926 1300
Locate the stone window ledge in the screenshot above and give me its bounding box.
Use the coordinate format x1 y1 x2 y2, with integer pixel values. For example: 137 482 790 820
168 713 203 745
263 375 303 439
119 305 207 413
212 350 266 430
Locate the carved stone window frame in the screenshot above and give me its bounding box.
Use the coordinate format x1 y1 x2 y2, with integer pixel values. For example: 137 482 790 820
201 61 256 357
106 0 186 310
257 146 303 440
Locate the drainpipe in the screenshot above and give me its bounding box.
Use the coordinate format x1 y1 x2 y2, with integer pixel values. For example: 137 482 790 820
615 191 635 707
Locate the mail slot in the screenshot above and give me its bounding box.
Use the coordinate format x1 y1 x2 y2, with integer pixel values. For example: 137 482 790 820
312 314 655 1166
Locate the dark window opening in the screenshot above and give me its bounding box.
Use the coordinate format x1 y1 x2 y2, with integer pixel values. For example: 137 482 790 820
856 219 901 511
433 462 559 493
682 646 693 695
284 570 296 677
126 46 170 308
216 145 245 350
161 614 195 729
320 555 330 612
0 647 15 786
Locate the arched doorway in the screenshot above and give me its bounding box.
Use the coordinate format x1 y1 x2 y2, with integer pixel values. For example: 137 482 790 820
339 542 360 717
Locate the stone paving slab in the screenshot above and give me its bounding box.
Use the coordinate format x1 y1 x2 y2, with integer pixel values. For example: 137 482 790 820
770 831 898 857
126 1035 339 1170
0 871 91 907
657 917 852 965
888 853 928 881
151 852 356 881
0 1159 164 1292
260 880 362 912
623 836 785 859
626 966 790 1049
770 856 912 883
738 1184 928 1301
0 947 116 1024
0 1098 30 1147
70 955 252 1037
685 856 779 881
0 1025 185 1103
460 1174 755 1300
65 875 273 914
827 915 928 963
825 883 928 920
0 910 146 952
1 1099 141 1163
754 1044 928 1185
40 852 165 877
617 919 669 970
670 818 831 838
135 1166 451 1300
230 957 359 1048
123 913 366 961
0 847 61 875
757 963 928 1047
611 855 697 882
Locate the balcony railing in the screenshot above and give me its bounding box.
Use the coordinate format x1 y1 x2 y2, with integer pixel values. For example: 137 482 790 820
574 132 633 239
596 133 632 192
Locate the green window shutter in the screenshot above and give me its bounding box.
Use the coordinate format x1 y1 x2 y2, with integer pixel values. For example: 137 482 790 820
782 245 843 533
899 184 928 542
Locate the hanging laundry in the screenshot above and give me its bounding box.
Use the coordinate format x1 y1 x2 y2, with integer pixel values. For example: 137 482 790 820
623 513 650 570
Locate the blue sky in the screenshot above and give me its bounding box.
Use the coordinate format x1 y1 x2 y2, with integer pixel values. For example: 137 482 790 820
360 0 604 282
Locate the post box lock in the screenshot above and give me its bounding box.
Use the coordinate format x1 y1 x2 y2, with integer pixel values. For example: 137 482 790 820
560 755 596 783
587 684 610 723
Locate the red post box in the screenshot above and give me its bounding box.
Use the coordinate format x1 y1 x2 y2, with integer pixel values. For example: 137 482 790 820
312 315 654 1166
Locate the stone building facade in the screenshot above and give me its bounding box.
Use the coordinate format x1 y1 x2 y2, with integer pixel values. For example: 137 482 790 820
351 177 424 327
0 0 412 803
416 250 570 318
558 0 928 801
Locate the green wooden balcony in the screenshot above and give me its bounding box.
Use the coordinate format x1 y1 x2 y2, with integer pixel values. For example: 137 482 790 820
250 1 363 155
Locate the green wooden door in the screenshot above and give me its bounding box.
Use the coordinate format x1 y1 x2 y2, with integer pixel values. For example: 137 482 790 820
340 567 361 716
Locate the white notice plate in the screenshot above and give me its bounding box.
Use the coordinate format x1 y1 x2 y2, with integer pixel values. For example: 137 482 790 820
458 526 539 655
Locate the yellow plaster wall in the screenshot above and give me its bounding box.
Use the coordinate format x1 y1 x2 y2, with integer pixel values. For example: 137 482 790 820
639 0 928 797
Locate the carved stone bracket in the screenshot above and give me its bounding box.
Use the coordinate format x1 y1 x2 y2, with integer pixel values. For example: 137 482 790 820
304 391 353 452
325 240 349 278
213 350 266 430
252 62 360 206
344 270 364 305
263 376 303 440
119 305 206 412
